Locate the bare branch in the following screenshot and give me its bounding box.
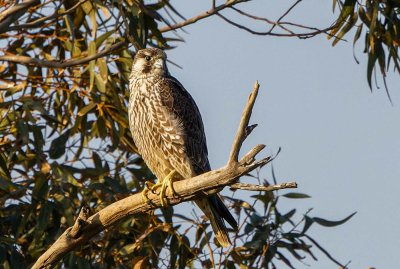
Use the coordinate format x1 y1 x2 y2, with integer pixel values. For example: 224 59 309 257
0 0 39 22
159 0 249 33
0 0 333 70
31 82 296 269
269 0 303 34
0 0 40 33
0 41 125 68
230 182 297 191
229 81 259 165
8 0 87 31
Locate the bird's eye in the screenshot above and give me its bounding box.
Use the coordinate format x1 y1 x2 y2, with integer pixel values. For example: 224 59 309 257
145 56 151 61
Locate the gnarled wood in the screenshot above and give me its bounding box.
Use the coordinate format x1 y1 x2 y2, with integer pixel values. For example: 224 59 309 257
31 82 297 269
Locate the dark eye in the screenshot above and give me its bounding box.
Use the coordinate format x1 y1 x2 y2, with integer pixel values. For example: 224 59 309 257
145 56 151 61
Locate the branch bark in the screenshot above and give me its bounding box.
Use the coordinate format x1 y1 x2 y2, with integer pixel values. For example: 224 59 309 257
31 82 297 269
230 182 297 191
0 0 40 34
0 41 125 68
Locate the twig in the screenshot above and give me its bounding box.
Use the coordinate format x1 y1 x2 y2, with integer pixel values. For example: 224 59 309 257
229 182 297 191
229 81 259 165
0 0 38 22
31 82 296 269
268 0 303 34
8 0 87 31
0 41 125 68
158 0 249 33
0 0 40 33
1 0 248 68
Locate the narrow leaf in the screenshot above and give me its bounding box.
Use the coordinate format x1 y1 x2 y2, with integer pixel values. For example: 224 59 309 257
313 212 356 227
282 192 311 199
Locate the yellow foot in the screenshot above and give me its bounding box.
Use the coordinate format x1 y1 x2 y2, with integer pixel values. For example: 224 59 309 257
140 170 179 207
141 181 155 203
158 170 179 207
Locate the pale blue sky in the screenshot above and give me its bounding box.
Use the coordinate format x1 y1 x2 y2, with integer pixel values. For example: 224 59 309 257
165 1 400 268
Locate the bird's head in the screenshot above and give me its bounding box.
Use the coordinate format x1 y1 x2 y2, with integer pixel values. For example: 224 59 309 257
131 48 168 77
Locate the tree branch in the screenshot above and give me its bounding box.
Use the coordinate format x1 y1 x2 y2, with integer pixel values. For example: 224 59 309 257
8 0 87 31
0 0 249 69
158 0 249 33
0 41 125 68
230 182 297 191
0 0 40 34
229 81 259 165
31 82 297 269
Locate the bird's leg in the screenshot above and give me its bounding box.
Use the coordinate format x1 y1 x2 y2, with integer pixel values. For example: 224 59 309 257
157 170 179 207
141 171 179 206
141 181 156 203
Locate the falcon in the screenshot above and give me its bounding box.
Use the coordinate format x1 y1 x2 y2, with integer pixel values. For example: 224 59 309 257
128 48 237 247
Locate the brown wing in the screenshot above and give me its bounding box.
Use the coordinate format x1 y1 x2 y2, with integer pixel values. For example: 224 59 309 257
156 75 211 176
155 76 238 231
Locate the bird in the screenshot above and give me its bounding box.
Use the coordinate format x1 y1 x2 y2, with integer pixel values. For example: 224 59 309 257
128 48 238 247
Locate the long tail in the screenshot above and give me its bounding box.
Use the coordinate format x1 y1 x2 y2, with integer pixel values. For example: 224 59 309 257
195 194 238 247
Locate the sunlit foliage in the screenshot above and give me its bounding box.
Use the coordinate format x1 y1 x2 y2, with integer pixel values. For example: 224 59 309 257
1 0 384 267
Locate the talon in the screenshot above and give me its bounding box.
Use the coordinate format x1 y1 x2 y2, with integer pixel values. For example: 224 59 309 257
141 171 179 207
141 181 155 203
158 170 179 207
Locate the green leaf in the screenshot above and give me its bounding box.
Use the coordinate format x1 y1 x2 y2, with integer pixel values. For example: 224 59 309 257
48 129 71 159
105 176 126 193
92 151 102 168
313 212 356 227
199 231 212 250
278 209 296 224
332 12 358 46
329 0 356 39
95 73 106 93
97 58 108 82
282 192 311 199
250 212 263 226
367 47 378 89
352 24 363 63
95 31 114 49
37 202 52 231
88 41 96 91
244 223 254 234
78 102 97 116
0 153 11 179
0 177 18 192
301 215 314 234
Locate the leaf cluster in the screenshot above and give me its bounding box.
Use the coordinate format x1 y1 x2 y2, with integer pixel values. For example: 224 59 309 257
330 0 400 100
0 1 356 268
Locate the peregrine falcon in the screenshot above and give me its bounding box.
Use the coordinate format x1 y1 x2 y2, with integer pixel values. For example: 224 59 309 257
128 48 237 247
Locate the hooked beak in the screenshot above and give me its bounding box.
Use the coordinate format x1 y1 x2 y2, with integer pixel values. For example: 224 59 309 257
154 58 164 69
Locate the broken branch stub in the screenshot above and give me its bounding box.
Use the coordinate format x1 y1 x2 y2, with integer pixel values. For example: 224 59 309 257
31 82 297 269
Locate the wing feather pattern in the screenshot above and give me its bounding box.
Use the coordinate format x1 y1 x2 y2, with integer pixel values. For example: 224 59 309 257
155 77 238 239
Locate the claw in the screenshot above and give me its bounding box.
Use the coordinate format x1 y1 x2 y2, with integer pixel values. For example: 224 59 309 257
141 170 179 207
158 170 179 207
141 181 155 203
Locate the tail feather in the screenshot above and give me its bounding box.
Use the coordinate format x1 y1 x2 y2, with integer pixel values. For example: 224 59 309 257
195 195 237 247
210 194 238 230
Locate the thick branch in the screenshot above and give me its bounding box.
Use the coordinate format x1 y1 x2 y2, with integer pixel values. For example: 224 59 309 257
31 82 296 269
32 156 273 269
